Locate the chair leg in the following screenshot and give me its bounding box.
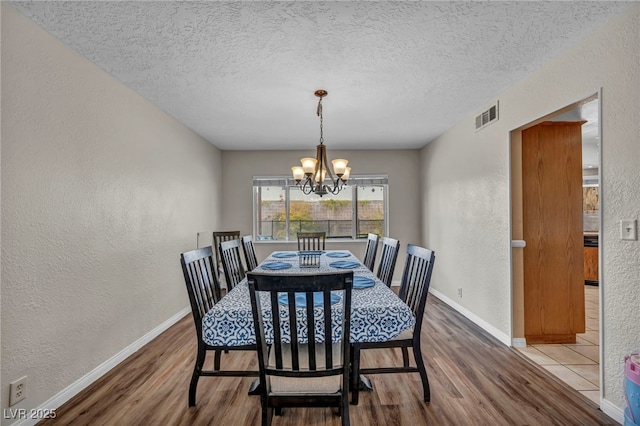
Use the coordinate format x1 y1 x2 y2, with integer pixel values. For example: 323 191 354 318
401 347 409 367
349 345 355 391
189 345 206 406
350 345 361 405
413 344 430 402
341 396 350 426
214 349 222 370
263 406 273 426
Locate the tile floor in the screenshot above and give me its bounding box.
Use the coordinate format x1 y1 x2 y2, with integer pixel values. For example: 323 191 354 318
517 285 600 405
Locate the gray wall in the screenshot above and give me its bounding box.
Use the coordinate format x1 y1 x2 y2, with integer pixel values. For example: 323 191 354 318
221 149 421 281
1 5 222 421
420 3 640 415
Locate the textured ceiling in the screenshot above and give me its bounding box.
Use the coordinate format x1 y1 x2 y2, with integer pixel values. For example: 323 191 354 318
8 1 632 151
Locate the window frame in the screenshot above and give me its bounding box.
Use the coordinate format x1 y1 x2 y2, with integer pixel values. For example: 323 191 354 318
252 175 389 242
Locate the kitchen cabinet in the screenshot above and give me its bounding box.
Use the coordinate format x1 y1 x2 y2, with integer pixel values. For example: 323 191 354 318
584 233 598 285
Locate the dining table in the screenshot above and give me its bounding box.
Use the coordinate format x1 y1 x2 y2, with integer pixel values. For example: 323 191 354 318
201 249 415 392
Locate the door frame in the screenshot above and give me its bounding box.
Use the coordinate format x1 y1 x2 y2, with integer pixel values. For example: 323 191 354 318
508 88 603 402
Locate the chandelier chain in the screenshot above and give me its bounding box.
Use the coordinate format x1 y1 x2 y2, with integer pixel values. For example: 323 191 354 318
317 96 324 145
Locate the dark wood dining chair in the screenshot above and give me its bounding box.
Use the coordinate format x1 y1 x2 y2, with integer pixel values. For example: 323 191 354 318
350 244 435 405
247 271 353 426
213 231 241 277
362 233 379 271
297 231 326 251
179 246 258 406
219 239 246 291
241 235 259 271
376 236 400 286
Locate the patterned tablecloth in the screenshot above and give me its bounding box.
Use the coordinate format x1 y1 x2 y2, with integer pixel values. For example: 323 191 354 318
201 250 415 346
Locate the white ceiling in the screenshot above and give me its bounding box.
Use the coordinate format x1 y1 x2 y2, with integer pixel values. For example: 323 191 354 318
8 1 632 151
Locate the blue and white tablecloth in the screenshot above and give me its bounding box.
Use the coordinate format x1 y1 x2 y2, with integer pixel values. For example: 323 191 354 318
201 250 415 346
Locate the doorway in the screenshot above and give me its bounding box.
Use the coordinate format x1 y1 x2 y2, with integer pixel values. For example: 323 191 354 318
510 93 602 405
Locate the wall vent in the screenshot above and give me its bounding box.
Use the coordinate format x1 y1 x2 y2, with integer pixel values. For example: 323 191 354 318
475 101 499 131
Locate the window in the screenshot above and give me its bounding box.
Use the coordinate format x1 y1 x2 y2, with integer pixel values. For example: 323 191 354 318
253 176 388 241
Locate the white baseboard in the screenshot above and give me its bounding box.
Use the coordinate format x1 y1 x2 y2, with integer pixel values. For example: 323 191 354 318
511 337 527 348
429 288 511 346
601 398 625 424
9 307 191 426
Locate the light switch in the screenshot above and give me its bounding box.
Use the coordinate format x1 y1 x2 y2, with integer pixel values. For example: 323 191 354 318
620 220 637 241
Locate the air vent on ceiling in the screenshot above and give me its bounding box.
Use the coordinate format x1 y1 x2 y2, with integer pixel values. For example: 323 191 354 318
475 101 499 131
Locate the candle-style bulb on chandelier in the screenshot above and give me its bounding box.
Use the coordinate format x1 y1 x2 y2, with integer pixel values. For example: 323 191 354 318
291 90 351 197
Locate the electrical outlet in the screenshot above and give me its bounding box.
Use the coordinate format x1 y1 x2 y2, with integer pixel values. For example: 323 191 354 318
9 376 27 406
457 288 463 298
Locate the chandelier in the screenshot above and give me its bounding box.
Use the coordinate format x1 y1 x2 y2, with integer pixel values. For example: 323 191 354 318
291 90 351 197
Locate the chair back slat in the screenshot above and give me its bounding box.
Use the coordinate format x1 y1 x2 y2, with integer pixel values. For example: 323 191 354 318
271 291 285 370
323 290 335 369
287 291 301 370
180 247 222 335
363 233 379 271
376 237 400 287
305 292 317 370
241 235 259 271
297 232 326 251
219 239 246 290
399 244 436 331
213 231 241 276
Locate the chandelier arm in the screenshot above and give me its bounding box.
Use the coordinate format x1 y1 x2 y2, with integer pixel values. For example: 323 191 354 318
325 183 342 195
300 178 314 195
314 145 323 184
321 142 337 186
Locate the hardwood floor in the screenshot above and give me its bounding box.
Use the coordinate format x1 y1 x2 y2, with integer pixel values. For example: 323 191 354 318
38 295 615 425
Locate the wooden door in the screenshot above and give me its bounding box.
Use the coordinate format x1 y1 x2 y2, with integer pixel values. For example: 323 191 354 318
522 121 585 343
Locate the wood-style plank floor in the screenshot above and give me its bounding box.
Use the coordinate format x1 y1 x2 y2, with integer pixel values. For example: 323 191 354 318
38 295 615 425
